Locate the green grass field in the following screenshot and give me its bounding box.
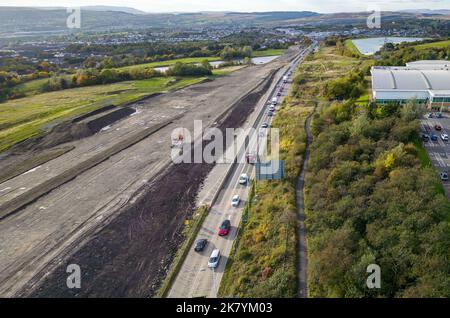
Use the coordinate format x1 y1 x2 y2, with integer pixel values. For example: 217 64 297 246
0 77 204 152
252 49 286 57
413 39 450 50
344 39 364 57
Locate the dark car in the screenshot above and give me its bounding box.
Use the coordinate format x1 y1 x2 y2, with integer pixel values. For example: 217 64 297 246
431 134 438 141
268 111 274 117
277 92 282 97
218 220 231 236
437 113 443 118
422 133 430 142
435 124 442 131
194 239 208 252
440 172 449 182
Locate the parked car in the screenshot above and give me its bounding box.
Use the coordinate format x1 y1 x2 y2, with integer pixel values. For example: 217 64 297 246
440 172 449 182
431 134 438 141
218 220 231 236
422 133 430 142
437 113 443 118
208 249 221 268
231 195 240 207
441 133 449 141
427 113 434 118
239 173 248 185
435 124 442 131
194 239 208 252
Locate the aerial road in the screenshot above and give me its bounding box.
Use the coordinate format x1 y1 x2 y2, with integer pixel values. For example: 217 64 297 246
168 45 314 298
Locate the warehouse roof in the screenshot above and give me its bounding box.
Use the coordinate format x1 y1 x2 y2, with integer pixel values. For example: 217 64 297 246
371 67 450 91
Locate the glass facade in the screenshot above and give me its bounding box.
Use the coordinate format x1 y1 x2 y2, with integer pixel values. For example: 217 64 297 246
432 97 450 103
375 99 428 105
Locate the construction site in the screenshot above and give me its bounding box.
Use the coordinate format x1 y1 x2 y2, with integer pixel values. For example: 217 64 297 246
0 48 300 297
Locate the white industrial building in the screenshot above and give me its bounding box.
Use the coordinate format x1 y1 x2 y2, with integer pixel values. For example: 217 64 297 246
371 60 450 111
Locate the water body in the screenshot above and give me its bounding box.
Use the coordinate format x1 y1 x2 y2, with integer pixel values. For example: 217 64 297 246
154 55 280 73
352 37 424 55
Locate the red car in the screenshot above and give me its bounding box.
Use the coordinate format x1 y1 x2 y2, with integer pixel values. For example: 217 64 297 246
435 124 443 131
218 220 231 236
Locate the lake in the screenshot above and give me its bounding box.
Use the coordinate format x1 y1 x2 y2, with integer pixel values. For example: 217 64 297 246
352 37 424 55
154 55 280 73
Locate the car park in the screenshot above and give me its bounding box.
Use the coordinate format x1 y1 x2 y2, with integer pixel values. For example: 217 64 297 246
231 195 240 207
238 173 248 185
218 220 231 236
194 239 208 252
208 249 221 268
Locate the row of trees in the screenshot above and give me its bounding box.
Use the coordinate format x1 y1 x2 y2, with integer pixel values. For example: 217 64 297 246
306 99 450 297
324 70 367 100
220 46 253 61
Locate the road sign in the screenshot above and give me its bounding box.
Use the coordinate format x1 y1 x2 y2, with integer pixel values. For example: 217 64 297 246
255 160 285 181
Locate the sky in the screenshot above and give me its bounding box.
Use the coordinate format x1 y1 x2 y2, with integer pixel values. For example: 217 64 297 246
0 0 449 13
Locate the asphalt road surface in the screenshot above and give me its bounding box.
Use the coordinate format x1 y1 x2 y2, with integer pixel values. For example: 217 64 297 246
168 45 314 298
420 113 450 198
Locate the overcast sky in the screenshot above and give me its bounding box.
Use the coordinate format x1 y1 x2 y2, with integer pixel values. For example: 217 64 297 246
0 0 449 13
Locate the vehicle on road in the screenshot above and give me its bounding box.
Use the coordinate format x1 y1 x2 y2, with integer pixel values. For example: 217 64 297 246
231 195 240 207
431 134 438 141
239 173 248 185
218 219 231 236
277 92 282 97
245 152 256 164
441 133 449 141
435 124 442 131
422 133 430 142
440 172 449 182
261 122 269 128
269 105 275 112
283 75 288 83
208 249 221 268
271 97 278 105
194 239 208 252
268 111 274 117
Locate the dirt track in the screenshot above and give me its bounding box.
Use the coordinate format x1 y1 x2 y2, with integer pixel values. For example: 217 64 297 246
0 49 296 297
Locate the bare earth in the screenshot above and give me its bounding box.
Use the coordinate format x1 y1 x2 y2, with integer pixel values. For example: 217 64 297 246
0 49 297 297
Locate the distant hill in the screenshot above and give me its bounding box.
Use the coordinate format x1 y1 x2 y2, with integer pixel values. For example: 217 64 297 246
400 9 450 15
81 6 146 15
0 7 322 34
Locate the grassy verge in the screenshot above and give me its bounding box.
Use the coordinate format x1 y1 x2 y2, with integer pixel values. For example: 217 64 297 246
252 49 286 57
344 39 364 57
218 58 313 296
413 39 450 50
0 76 204 152
156 205 209 298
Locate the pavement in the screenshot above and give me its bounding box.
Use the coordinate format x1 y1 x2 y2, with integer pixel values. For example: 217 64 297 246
0 48 300 297
420 113 450 198
168 45 315 298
